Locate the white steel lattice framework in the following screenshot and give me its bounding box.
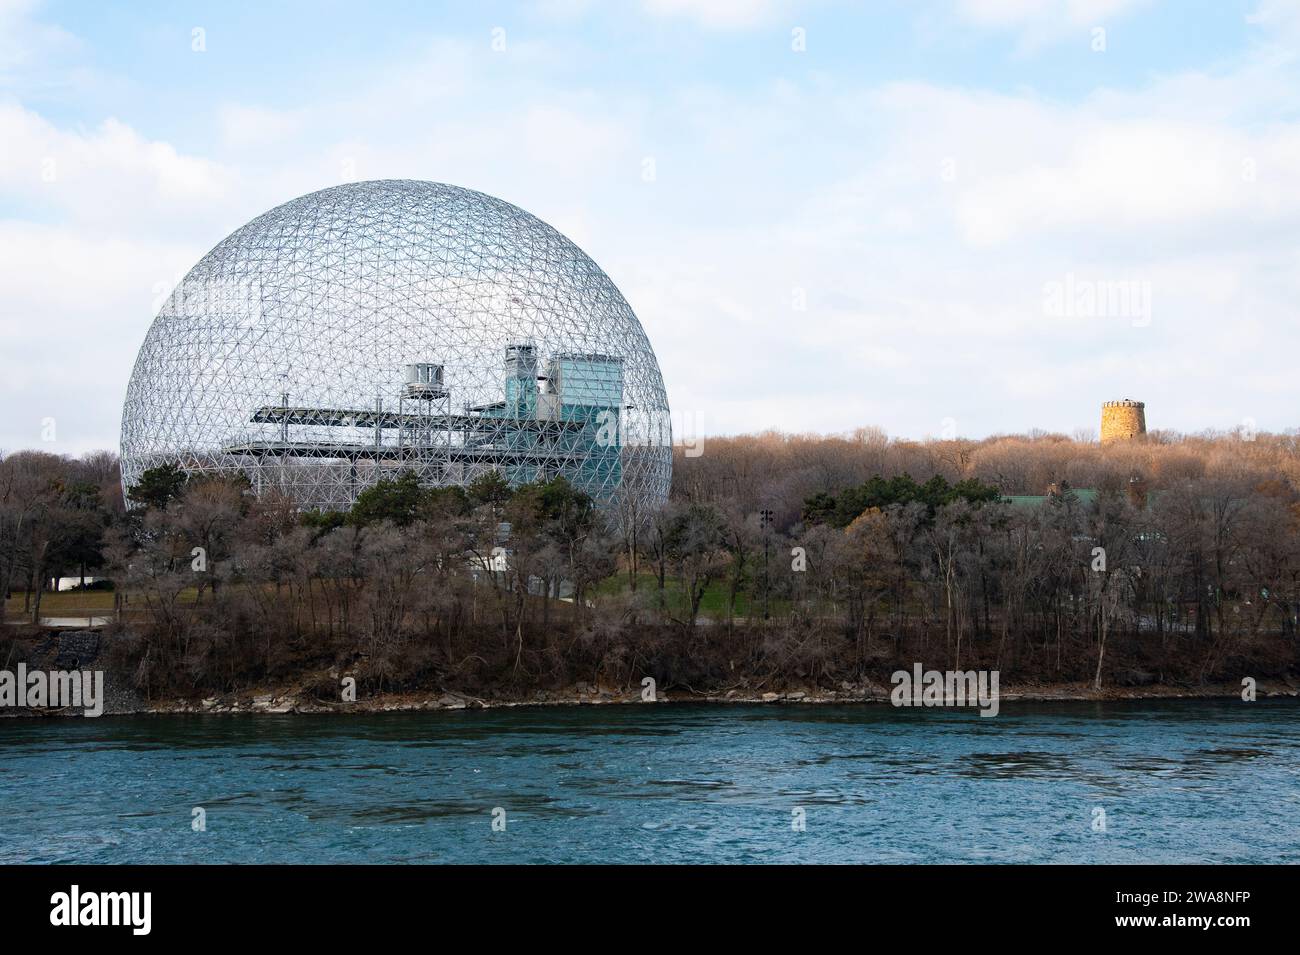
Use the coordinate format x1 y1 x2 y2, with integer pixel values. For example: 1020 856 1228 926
120 180 672 512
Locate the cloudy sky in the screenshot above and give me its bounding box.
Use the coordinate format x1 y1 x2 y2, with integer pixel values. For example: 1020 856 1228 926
2 0 1298 456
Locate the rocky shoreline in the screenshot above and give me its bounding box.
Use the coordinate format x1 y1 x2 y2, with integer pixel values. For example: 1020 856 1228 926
68 676 1300 717
4 629 1296 718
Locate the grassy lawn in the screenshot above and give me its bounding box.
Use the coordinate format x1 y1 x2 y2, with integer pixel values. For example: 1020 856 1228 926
594 571 790 619
3 587 205 622
4 589 116 617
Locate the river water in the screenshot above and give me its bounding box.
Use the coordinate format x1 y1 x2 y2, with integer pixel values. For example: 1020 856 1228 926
1 700 1296 863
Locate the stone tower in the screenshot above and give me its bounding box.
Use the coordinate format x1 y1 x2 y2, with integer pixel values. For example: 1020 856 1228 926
1101 399 1146 443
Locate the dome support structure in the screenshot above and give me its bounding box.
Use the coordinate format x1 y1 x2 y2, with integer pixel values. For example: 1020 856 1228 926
120 180 672 514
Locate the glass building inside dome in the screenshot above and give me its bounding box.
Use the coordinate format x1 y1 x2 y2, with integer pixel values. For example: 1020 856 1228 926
119 180 672 513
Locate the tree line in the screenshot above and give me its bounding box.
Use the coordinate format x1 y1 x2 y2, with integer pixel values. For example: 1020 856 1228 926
2 426 1298 699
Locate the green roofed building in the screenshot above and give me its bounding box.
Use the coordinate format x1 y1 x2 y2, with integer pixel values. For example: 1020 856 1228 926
1005 488 1101 508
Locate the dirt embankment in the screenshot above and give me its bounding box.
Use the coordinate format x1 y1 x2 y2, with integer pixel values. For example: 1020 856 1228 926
4 627 1296 718
108 674 1300 717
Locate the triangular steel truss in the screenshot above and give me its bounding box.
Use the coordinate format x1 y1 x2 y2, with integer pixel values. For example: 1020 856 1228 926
120 180 672 514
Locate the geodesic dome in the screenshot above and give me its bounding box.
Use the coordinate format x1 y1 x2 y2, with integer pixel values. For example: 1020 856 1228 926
120 179 672 513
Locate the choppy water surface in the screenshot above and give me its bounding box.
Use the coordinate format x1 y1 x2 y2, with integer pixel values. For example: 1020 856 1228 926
1 700 1297 863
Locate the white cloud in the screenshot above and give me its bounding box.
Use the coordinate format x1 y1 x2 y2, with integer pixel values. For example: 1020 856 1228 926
640 0 790 29
3 0 1300 451
0 103 233 236
218 104 308 150
956 0 1144 26
0 222 201 454
834 81 1300 248
1247 0 1300 34
625 30 1300 437
955 118 1299 245
0 0 79 73
953 0 1150 50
